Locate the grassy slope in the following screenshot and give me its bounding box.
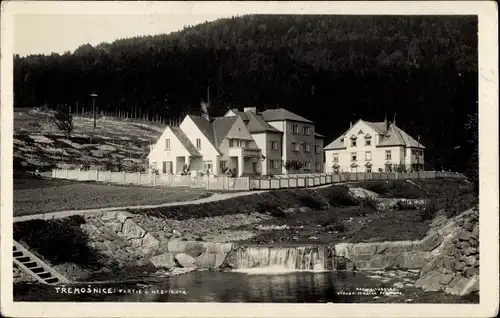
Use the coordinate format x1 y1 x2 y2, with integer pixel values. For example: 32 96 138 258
13 108 165 172
13 174 211 216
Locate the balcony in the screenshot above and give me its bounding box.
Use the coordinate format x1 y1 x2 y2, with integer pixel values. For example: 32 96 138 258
228 147 262 158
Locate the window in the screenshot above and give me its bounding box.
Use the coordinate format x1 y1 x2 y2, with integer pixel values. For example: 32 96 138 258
365 139 371 146
386 150 392 160
351 152 357 161
303 143 311 152
271 141 279 151
358 130 364 135
292 124 300 134
333 167 340 174
303 126 311 136
219 160 226 170
365 151 372 161
203 161 213 172
333 153 338 162
351 139 357 147
269 160 280 169
315 162 321 171
304 161 311 170
315 145 321 154
165 138 170 149
230 139 246 148
196 138 201 149
366 167 372 173
292 142 300 152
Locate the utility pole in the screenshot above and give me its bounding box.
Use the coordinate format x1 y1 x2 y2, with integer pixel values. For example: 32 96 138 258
90 93 98 128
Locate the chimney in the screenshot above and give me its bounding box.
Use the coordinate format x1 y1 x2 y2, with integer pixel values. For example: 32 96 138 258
384 114 389 132
350 121 352 128
244 107 257 114
393 113 397 126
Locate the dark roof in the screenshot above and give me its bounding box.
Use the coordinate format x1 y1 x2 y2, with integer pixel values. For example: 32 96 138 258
187 115 217 147
212 117 239 147
230 110 250 121
260 108 313 123
246 111 282 134
315 132 326 139
170 127 202 156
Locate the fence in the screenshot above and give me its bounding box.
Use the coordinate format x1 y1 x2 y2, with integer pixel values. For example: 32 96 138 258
52 169 466 191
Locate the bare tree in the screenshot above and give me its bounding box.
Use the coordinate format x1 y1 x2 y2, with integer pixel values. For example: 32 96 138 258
51 105 75 139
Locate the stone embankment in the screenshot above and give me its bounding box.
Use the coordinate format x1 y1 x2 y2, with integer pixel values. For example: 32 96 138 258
81 211 235 271
334 208 479 296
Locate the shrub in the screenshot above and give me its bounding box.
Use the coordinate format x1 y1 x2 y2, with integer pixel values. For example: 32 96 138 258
13 218 101 268
357 196 379 211
394 200 421 211
420 199 439 220
297 194 324 210
320 214 346 232
256 201 286 218
324 186 358 207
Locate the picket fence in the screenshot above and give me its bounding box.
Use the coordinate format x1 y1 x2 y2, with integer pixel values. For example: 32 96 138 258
52 169 466 191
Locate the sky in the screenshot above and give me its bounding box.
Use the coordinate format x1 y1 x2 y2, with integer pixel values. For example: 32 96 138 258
14 14 232 57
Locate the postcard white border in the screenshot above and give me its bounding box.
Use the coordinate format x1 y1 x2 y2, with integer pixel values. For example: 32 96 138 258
1 1 498 317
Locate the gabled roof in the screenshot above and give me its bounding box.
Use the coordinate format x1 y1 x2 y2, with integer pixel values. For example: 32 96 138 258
260 108 313 123
245 111 282 134
186 115 222 155
170 127 202 156
212 117 239 147
324 119 425 150
229 110 250 122
378 124 425 149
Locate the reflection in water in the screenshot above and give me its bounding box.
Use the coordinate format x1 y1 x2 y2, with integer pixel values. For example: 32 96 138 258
119 271 351 302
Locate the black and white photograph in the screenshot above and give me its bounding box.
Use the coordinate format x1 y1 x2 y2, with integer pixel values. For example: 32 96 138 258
1 1 498 317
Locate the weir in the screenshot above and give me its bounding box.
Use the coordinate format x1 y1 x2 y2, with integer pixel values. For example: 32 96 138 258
226 245 335 273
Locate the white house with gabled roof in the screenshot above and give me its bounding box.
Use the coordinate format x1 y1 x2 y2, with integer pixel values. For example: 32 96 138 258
148 107 326 177
323 118 425 174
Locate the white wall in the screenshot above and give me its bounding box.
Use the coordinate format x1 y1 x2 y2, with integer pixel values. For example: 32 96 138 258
148 127 191 174
314 138 324 172
179 116 220 175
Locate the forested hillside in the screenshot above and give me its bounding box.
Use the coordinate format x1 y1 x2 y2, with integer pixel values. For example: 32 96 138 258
14 15 478 172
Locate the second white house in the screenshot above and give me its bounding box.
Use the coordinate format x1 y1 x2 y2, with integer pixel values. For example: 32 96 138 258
323 118 425 174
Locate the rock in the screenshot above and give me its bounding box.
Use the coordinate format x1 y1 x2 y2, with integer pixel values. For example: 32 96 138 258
457 230 472 241
122 219 146 239
142 233 160 250
472 224 479 238
353 243 377 255
465 256 478 267
439 273 454 284
135 259 152 267
464 266 479 277
459 275 479 295
388 241 414 253
194 252 217 268
463 221 474 231
415 272 443 291
441 244 457 257
445 276 470 295
401 251 432 269
172 229 182 236
457 241 471 250
455 261 466 271
299 207 312 213
130 238 143 248
150 253 177 268
167 240 188 254
108 221 123 233
117 212 130 223
103 240 118 251
101 212 117 221
463 247 478 256
125 247 136 254
100 226 120 241
202 242 216 253
175 253 196 268
393 282 405 289
420 233 441 251
469 238 479 248
92 242 108 251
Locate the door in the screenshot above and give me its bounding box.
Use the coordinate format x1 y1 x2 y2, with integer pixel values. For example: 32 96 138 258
162 161 172 174
252 162 257 173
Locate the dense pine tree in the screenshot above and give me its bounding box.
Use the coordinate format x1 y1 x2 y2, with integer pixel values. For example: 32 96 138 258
14 15 478 172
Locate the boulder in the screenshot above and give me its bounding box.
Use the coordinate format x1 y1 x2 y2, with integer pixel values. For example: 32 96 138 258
117 212 130 223
103 240 118 251
445 276 469 295
420 233 441 252
101 212 117 222
439 273 454 285
150 252 177 268
455 261 466 271
122 219 146 239
457 230 472 241
130 238 143 248
108 221 123 233
167 240 188 254
463 247 478 256
194 252 217 268
353 243 377 255
415 272 443 291
472 224 479 238
459 275 479 296
214 252 229 269
463 221 474 232
465 256 478 267
175 253 196 268
142 233 160 250
92 242 108 251
464 266 479 277
401 251 432 269
185 241 205 258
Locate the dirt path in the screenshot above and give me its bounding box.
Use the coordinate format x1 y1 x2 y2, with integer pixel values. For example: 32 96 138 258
13 190 264 223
